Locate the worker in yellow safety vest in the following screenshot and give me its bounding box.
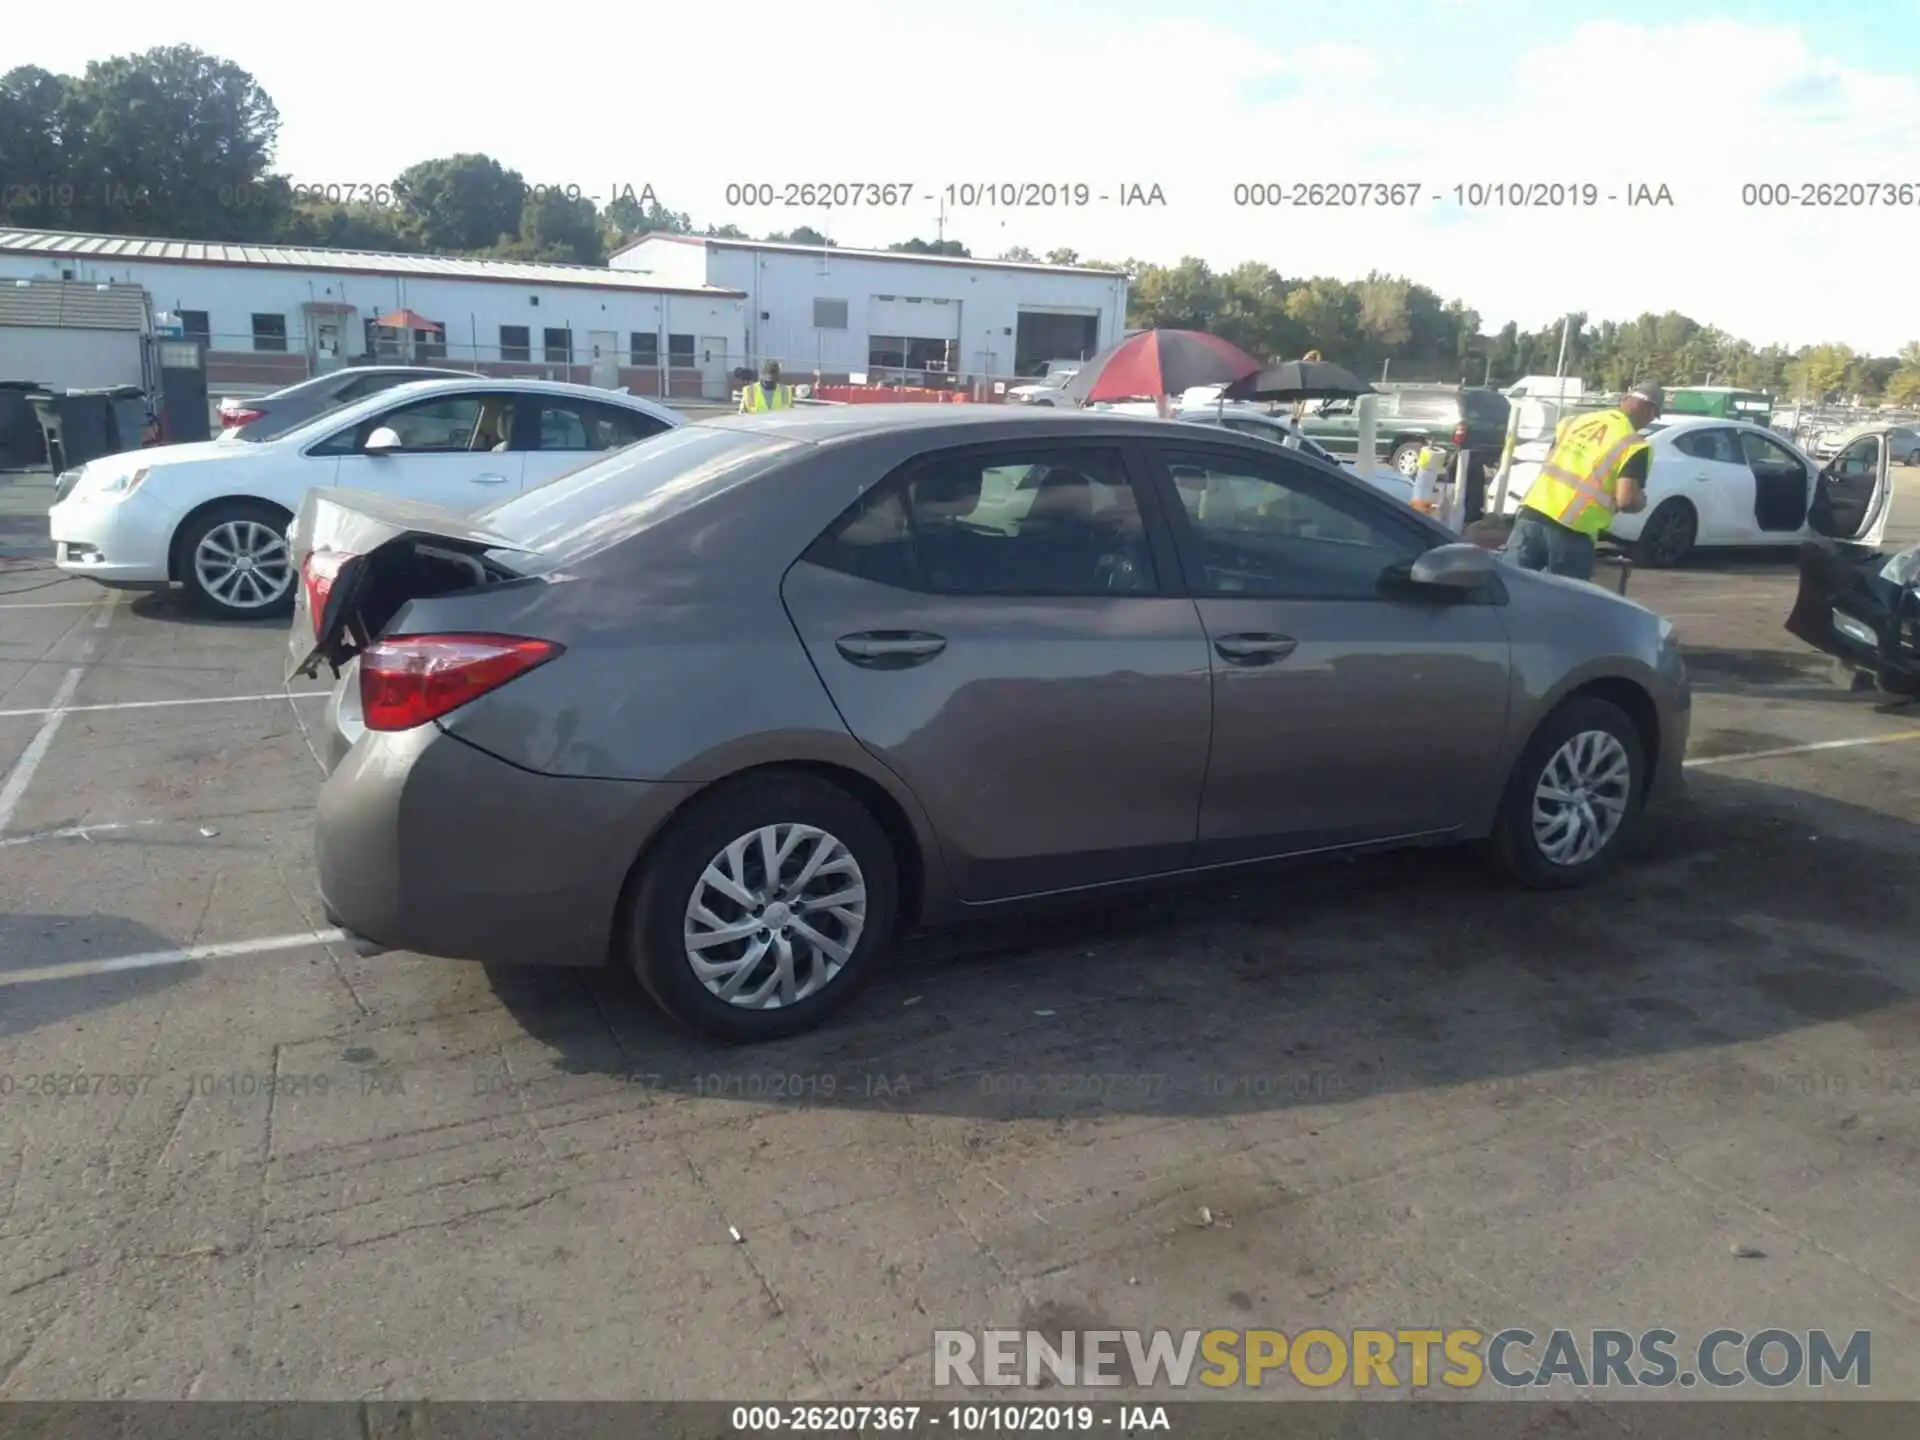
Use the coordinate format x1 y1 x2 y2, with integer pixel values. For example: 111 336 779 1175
1507 381 1661 580
740 359 794 413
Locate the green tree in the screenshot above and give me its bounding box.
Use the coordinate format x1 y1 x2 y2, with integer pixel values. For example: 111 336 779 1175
392 154 526 252
508 187 605 265
0 67 74 228
1789 343 1856 401
766 226 835 246
890 237 970 257
603 190 692 241
999 245 1038 262
1283 277 1359 355
1044 247 1080 266
52 46 283 238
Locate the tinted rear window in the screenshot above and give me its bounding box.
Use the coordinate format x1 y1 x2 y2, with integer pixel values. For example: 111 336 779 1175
1460 389 1510 424
477 424 797 571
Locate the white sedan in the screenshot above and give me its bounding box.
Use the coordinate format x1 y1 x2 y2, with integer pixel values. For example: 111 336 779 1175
1498 416 1893 566
48 378 681 618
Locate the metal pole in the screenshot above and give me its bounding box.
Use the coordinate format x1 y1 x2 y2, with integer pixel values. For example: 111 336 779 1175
1486 398 1524 520
1554 316 1571 379
1355 392 1379 482
1380 358 1390 384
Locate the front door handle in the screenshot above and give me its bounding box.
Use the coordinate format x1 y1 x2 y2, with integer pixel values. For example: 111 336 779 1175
1214 633 1298 665
471 473 511 485
835 631 947 669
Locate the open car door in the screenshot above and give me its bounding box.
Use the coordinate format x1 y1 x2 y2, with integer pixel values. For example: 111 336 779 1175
1808 431 1893 547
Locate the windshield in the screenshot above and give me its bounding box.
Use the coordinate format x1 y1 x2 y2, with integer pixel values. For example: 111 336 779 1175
477 424 799 572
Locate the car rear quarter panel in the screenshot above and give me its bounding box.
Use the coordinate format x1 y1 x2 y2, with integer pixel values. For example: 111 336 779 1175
415 435 960 910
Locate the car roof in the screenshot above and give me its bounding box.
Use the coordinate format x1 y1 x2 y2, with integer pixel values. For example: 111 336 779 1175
691 403 1300 448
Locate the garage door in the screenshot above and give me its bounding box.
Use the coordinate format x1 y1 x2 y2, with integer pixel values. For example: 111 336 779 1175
866 296 960 340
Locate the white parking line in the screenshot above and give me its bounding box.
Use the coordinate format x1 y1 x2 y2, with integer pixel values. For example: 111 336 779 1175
0 599 120 610
0 691 329 720
0 929 347 988
0 665 86 832
0 820 167 848
1685 728 1920 768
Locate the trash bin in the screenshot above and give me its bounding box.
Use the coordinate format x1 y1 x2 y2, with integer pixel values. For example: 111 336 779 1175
0 383 52 469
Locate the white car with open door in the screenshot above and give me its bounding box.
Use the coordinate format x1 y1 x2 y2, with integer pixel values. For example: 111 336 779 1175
1498 417 1892 566
47 378 681 619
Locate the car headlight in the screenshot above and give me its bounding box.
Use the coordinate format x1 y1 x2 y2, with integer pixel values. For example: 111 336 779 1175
1658 616 1677 647
1879 547 1920 588
74 467 150 500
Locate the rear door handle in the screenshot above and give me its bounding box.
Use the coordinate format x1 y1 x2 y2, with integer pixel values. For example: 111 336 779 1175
1213 633 1298 665
471 473 511 485
835 631 947 668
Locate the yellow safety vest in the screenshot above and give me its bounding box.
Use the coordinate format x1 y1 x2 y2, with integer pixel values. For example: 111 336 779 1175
741 382 793 413
1521 408 1648 539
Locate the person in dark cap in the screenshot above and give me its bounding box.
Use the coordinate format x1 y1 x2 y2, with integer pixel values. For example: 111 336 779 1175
1508 381 1660 580
740 359 794 414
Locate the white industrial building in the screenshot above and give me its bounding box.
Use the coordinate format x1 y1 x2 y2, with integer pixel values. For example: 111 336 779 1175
0 228 750 400
610 235 1130 386
0 227 1129 400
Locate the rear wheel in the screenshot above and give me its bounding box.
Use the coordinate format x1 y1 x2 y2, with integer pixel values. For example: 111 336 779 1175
177 500 295 619
626 771 899 1042
1631 498 1697 568
1390 441 1424 476
1488 696 1646 889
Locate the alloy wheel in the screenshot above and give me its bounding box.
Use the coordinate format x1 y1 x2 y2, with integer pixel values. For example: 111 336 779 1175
1531 729 1632 866
193 520 292 610
1643 504 1696 566
682 823 868 1009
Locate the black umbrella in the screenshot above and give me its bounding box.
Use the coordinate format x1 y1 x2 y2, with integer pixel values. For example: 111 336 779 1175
1220 359 1372 402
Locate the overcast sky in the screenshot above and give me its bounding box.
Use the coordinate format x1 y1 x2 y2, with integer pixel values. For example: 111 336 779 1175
17 0 1920 352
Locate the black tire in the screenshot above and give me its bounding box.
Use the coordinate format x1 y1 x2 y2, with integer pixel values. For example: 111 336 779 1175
175 500 296 619
626 770 900 1043
1390 441 1424 476
1487 696 1647 890
1631 498 1697 568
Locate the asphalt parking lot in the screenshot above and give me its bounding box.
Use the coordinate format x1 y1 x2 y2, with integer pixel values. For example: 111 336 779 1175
2 466 1919 1406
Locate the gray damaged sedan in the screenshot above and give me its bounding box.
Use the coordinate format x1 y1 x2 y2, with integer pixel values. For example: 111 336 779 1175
288 406 1691 1042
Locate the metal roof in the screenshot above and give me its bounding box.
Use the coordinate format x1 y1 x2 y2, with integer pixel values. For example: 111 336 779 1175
0 229 745 298
0 278 150 330
613 232 1128 279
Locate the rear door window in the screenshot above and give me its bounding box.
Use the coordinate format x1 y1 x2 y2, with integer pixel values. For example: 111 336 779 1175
805 443 1158 597
1672 427 1741 464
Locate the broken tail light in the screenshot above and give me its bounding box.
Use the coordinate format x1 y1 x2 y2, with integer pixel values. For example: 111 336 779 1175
359 635 562 731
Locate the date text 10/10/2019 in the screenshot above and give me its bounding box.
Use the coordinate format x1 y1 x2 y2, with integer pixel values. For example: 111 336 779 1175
1230 181 1676 208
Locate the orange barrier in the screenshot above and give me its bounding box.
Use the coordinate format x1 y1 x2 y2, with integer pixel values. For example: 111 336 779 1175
811 385 972 405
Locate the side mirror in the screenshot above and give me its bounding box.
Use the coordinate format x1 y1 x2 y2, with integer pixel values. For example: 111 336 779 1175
1409 541 1497 590
362 426 403 454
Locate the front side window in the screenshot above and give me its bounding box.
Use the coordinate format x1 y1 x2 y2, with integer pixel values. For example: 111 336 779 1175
805 445 1156 596
1156 446 1426 599
1832 436 1880 479
1740 431 1801 473
311 393 516 456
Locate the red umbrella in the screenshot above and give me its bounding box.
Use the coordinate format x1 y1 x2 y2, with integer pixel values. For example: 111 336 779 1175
1062 329 1260 405
374 308 441 331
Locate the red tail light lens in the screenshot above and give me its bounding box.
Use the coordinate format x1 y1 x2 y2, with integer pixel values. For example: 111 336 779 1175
1452 420 1469 447
359 635 561 731
303 550 350 639
221 407 263 428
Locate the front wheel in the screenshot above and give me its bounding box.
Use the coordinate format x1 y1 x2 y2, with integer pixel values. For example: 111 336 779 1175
1631 498 1697 568
626 771 900 1042
1487 696 1646 890
1390 441 1424 476
177 500 295 619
